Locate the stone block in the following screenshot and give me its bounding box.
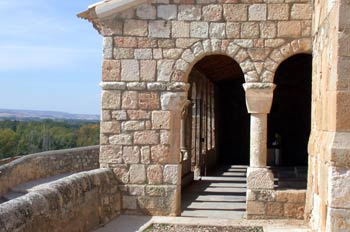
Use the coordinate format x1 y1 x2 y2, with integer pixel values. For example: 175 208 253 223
139 92 160 109
146 185 166 196
137 38 157 48
127 110 150 120
157 60 174 82
247 167 274 189
100 145 123 164
114 36 137 48
134 49 152 59
291 4 312 20
190 22 209 38
141 146 151 164
147 165 163 184
152 111 171 129
112 110 128 121
249 4 267 21
278 21 302 38
102 91 121 110
149 21 171 38
103 37 113 59
260 22 277 39
109 134 132 145
172 21 190 38
122 91 138 110
154 48 164 59
160 130 170 144
129 164 146 184
158 5 177 20
134 131 159 145
128 185 145 196
276 190 306 203
101 121 120 134
163 165 178 184
124 20 148 36
151 145 171 164
223 4 248 21
136 4 156 19
123 196 137 209
268 4 289 20
328 166 350 208
203 5 222 21
226 22 240 38
122 121 145 131
140 60 156 81
163 49 183 59
161 92 187 111
121 60 140 81
326 208 350 232
114 48 134 59
209 23 226 38
267 202 283 216
247 201 265 215
283 203 304 219
158 39 175 48
101 110 111 121
178 5 201 20
123 146 140 164
102 60 121 81
241 22 259 38
113 164 129 183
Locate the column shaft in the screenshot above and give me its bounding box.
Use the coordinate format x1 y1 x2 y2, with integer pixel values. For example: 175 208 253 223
250 113 267 167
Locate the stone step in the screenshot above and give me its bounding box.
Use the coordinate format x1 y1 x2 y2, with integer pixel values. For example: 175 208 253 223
182 194 246 202
181 209 245 219
183 201 246 210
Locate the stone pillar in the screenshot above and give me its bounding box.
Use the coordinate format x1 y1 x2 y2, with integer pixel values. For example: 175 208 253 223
180 100 191 161
160 88 190 216
243 83 276 219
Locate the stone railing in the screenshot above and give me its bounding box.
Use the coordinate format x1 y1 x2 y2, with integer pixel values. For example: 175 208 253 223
0 146 99 197
0 169 120 232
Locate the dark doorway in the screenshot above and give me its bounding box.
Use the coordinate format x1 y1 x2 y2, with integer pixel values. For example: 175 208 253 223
268 54 312 167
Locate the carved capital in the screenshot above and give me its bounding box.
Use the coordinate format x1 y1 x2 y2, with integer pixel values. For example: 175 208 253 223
161 92 188 111
243 83 276 114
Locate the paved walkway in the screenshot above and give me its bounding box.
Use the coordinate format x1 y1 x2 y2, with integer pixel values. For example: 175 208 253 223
93 215 311 232
181 165 247 219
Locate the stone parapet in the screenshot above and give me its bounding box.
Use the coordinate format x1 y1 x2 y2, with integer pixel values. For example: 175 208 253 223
0 146 99 197
0 169 121 232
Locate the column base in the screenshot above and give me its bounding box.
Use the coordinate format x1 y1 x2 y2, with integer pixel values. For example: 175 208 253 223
247 167 274 190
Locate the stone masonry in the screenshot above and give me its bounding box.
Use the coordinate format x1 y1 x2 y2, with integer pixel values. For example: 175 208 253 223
79 0 313 218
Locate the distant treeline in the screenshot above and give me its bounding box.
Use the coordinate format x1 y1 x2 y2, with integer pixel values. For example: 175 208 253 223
0 120 100 159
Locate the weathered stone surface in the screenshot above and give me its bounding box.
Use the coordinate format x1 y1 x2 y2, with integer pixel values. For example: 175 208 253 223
123 146 140 164
226 22 240 38
163 49 183 59
139 92 160 109
157 60 174 82
149 21 171 38
278 21 302 38
134 49 152 59
114 48 134 59
102 60 120 81
260 22 277 39
102 91 121 110
249 4 267 21
160 130 170 144
121 60 140 81
122 121 145 131
127 110 150 120
247 201 265 215
112 110 127 121
152 111 171 129
190 22 209 38
223 4 248 21
291 4 312 20
141 146 151 164
129 164 146 184
140 60 156 81
113 164 129 183
163 165 178 184
158 5 177 20
209 23 226 38
101 145 123 164
247 168 274 189
109 134 133 145
267 202 283 216
123 195 137 209
202 5 222 21
172 21 190 38
134 131 159 144
161 92 187 111
122 91 138 109
115 37 137 48
328 167 350 208
124 20 148 36
151 145 171 164
136 4 156 19
101 121 120 134
103 37 113 59
268 4 289 20
147 165 163 184
178 5 201 20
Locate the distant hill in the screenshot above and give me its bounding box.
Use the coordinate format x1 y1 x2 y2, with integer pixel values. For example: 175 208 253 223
0 109 100 121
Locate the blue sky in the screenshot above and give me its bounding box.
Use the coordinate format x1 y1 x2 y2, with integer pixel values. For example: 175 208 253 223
0 0 103 114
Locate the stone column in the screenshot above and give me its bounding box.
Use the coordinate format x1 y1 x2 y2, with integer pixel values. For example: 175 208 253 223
160 87 190 216
180 100 191 161
243 83 275 189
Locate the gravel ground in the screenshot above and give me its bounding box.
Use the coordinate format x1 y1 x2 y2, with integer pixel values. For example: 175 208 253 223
143 224 264 232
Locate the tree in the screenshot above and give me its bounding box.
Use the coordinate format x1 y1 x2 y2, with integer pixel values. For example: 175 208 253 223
0 129 17 158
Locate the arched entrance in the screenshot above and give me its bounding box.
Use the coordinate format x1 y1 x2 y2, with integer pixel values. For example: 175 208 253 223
180 55 249 219
268 53 312 188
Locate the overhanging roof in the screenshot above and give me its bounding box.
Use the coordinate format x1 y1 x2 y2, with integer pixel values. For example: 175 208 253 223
78 0 147 20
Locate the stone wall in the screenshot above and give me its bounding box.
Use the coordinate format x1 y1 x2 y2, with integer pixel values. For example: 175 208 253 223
247 189 306 219
306 0 350 230
80 0 313 216
0 169 120 232
0 146 99 197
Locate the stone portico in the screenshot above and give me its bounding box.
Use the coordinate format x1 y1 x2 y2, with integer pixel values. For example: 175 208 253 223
79 0 350 230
